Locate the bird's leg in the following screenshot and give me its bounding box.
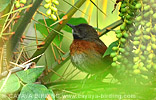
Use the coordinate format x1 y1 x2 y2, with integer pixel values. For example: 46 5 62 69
81 74 90 88
88 71 109 81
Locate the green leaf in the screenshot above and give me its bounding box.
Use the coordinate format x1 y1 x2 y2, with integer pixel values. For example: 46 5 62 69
0 0 11 12
0 74 20 94
35 14 87 46
18 83 55 100
103 41 119 57
0 94 11 100
35 18 63 46
16 67 44 83
63 17 88 33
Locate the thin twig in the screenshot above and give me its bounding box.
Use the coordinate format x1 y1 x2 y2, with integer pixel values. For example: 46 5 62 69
0 4 32 19
49 68 64 79
90 0 107 16
0 71 12 92
16 47 24 64
69 71 81 80
62 0 89 17
22 53 44 65
60 61 71 80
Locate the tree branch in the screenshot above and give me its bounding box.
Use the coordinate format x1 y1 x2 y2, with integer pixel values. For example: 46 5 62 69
7 0 43 61
30 0 86 63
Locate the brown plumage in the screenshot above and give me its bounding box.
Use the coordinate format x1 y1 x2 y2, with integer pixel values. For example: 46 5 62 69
67 23 112 74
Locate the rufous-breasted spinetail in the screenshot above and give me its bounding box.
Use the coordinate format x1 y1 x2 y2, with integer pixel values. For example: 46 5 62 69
67 23 112 74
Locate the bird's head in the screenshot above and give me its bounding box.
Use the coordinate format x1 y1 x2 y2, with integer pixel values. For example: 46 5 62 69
67 23 99 41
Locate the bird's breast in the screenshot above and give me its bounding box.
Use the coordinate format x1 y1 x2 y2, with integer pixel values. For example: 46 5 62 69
69 39 107 73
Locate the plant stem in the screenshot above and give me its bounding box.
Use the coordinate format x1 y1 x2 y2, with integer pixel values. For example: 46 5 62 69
6 0 43 62
30 0 86 63
99 19 123 37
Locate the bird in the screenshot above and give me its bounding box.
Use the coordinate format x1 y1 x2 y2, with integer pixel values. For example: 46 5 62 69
67 23 112 75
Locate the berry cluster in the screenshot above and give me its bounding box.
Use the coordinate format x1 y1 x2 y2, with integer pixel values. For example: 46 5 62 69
44 0 59 21
111 0 156 84
15 0 26 8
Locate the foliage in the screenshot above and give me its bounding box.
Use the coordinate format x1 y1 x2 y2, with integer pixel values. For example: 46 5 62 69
0 0 156 100
110 0 156 85
18 83 55 100
0 74 20 94
0 0 11 12
16 67 44 83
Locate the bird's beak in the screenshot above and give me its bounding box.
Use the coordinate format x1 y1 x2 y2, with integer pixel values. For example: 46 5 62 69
66 23 75 29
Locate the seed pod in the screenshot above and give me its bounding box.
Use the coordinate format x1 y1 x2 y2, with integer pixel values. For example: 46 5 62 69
15 1 20 8
20 0 26 4
129 27 135 31
121 3 127 8
50 6 57 12
121 38 126 43
117 55 122 59
144 12 150 18
123 32 129 38
121 7 128 13
133 69 141 74
51 14 57 21
126 20 133 24
146 22 151 27
147 64 152 69
115 30 121 34
152 44 156 49
141 21 145 25
153 64 156 70
133 65 139 69
141 45 146 50
126 14 131 19
119 13 124 17
140 67 148 72
133 57 139 62
129 4 135 9
112 47 118 51
46 9 51 15
116 33 122 38
144 51 149 55
119 48 125 53
120 23 126 31
145 28 151 33
140 55 146 61
136 16 142 21
111 62 117 67
148 53 154 59
134 37 140 41
44 4 50 9
110 52 117 57
45 0 51 3
143 0 148 2
135 30 141 36
113 57 118 61
151 37 156 42
135 3 142 9
133 41 140 45
134 49 140 54
153 13 156 19
150 10 153 15
144 5 150 11
147 45 151 51
152 4 156 8
143 35 151 40
52 0 59 5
